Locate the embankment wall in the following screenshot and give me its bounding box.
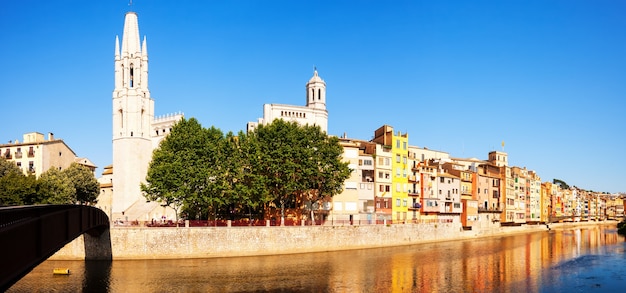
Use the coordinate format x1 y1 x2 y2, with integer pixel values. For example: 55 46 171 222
50 221 604 260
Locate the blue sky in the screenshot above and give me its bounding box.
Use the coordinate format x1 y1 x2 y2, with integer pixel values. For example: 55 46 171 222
1 1 624 193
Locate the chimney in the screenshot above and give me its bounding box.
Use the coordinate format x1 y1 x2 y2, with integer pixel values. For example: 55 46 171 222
48 132 54 141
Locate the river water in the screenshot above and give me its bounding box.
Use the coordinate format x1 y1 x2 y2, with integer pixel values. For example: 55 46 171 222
8 224 626 292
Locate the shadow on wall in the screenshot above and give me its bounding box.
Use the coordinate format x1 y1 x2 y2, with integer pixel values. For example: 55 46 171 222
84 228 113 260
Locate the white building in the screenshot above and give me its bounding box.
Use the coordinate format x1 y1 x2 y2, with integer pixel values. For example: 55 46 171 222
247 69 329 133
107 11 182 222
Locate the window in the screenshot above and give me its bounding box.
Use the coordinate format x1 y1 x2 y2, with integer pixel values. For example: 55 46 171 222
129 64 134 87
364 159 372 166
385 185 390 192
358 159 363 166
403 199 407 207
402 156 407 164
378 172 383 178
396 140 400 148
378 157 384 165
396 198 401 207
403 141 407 150
396 154 400 163
385 158 390 166
440 177 445 183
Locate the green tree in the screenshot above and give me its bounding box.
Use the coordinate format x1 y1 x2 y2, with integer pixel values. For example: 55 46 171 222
0 158 38 206
232 130 269 222
250 120 351 223
301 126 351 223
63 163 99 205
0 157 21 177
553 179 570 190
142 118 225 222
37 168 75 204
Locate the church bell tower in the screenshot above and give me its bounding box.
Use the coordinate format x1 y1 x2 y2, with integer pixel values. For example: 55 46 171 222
111 12 155 218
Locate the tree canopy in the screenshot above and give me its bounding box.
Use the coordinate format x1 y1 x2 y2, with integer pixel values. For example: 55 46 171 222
0 158 99 206
141 118 351 221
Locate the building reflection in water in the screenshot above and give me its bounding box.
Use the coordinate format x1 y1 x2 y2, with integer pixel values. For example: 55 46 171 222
9 225 624 292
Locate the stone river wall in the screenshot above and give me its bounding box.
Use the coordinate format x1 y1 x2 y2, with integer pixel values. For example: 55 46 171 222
50 221 605 260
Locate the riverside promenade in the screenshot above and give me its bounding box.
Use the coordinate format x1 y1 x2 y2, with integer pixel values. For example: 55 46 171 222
50 220 616 260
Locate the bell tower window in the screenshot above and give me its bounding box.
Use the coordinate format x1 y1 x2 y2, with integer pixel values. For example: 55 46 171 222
130 64 134 88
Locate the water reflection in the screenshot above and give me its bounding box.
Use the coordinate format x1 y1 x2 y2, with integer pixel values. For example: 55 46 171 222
9 225 624 292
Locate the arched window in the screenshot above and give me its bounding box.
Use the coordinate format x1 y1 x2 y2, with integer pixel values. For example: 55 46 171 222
129 64 134 88
119 109 124 128
318 89 321 100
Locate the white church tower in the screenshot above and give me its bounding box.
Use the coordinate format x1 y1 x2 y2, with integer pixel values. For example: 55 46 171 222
306 68 326 111
247 69 329 134
111 12 154 219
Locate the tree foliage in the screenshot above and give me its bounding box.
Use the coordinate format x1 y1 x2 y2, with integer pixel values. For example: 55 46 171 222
37 168 75 204
553 179 570 190
0 158 99 206
141 118 351 221
63 163 99 204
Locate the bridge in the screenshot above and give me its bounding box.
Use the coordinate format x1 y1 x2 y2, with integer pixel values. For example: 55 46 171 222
0 205 109 291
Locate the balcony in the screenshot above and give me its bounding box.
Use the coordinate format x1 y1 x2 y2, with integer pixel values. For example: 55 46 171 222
14 152 22 159
478 207 502 213
408 202 422 210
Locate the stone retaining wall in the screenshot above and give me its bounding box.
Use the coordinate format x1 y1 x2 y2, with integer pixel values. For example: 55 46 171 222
52 222 465 260
51 221 609 260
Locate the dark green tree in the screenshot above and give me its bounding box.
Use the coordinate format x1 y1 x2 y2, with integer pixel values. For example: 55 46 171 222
301 126 351 223
553 179 570 190
250 120 351 223
37 168 75 204
143 118 230 222
63 163 99 205
0 158 24 205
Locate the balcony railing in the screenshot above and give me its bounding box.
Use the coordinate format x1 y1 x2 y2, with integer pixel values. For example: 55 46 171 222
478 207 502 213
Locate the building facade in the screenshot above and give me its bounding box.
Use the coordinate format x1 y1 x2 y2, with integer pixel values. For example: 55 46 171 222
1 132 95 177
247 69 329 134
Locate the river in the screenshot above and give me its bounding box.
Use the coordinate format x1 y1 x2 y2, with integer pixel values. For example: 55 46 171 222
8 224 626 292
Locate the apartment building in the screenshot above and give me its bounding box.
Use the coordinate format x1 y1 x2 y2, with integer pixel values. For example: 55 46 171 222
528 171 542 223
371 125 409 222
1 132 95 177
333 137 376 224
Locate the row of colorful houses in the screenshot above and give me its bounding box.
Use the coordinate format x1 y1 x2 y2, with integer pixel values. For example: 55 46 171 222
327 125 624 229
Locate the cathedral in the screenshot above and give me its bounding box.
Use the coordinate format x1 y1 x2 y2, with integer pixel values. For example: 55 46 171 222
98 11 182 223
99 11 329 223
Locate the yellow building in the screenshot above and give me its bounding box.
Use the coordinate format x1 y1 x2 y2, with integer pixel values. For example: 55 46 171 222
372 125 408 222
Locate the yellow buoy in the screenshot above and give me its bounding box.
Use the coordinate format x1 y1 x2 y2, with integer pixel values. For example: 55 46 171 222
53 268 70 275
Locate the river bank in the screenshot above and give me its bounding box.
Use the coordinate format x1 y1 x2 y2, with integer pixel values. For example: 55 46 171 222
50 220 617 260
